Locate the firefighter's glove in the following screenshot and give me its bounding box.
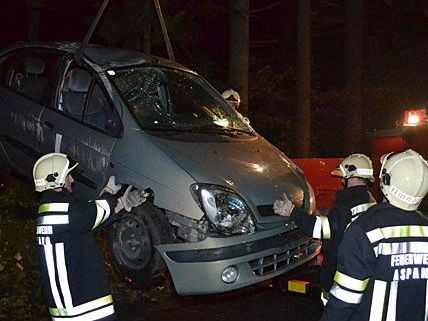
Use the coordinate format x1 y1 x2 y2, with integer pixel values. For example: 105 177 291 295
273 193 295 217
119 185 150 212
100 176 122 196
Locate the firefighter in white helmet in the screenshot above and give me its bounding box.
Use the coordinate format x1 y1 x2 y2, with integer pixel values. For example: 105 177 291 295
222 89 240 109
321 149 428 321
34 153 148 321
274 154 376 305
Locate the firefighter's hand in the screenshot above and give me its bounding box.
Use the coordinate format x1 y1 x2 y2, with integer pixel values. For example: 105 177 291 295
100 176 122 196
273 193 295 217
118 185 150 212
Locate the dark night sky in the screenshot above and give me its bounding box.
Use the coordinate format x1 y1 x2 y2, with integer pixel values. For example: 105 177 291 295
2 0 428 88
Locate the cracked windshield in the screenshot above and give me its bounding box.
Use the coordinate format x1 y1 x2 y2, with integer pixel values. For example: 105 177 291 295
110 67 252 134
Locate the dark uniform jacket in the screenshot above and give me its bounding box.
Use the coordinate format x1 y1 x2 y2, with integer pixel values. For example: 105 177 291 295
36 189 118 321
290 185 376 291
321 202 428 321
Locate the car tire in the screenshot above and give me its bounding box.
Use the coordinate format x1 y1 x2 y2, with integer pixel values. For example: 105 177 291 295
109 202 173 288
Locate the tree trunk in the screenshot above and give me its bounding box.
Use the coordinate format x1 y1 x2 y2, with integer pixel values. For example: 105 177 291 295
142 0 154 54
27 6 40 41
344 0 363 154
229 0 249 115
295 0 311 157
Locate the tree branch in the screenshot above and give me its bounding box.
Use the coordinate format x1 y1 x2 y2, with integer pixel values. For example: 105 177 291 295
250 1 281 14
250 39 279 47
315 0 343 9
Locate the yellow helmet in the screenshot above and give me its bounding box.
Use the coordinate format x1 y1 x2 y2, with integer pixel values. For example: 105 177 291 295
331 153 374 182
32 153 78 192
380 149 428 211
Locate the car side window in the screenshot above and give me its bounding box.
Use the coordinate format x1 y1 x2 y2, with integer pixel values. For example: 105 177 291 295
84 83 120 134
59 67 91 121
0 49 60 105
58 64 121 136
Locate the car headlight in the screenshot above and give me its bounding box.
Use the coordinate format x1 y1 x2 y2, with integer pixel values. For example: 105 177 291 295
191 184 255 235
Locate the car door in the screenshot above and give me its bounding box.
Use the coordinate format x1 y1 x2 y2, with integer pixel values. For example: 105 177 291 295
0 48 61 176
38 60 122 197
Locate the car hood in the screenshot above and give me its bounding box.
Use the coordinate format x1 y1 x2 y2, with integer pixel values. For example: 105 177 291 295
150 134 307 213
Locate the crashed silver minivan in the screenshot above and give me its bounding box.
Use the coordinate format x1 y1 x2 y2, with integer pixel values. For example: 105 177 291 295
0 42 320 295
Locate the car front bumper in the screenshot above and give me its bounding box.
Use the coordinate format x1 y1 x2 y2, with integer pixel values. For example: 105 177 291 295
156 225 321 295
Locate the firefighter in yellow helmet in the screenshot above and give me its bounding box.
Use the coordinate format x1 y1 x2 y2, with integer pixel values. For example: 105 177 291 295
274 154 376 305
33 153 148 321
321 149 428 321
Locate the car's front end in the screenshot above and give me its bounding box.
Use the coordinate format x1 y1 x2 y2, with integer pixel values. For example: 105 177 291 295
157 225 319 295
105 61 321 295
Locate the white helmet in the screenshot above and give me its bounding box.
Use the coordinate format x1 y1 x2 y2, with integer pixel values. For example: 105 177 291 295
33 153 78 192
331 153 374 182
222 89 240 109
379 149 428 211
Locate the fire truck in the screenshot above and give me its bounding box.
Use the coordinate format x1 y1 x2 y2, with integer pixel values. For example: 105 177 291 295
294 108 428 211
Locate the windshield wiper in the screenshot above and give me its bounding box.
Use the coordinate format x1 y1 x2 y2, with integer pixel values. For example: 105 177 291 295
189 125 256 137
145 125 255 137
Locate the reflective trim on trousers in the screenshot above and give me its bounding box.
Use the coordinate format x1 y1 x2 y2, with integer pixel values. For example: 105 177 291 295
369 280 387 321
334 271 370 292
49 295 113 317
330 283 364 304
366 225 428 244
38 215 69 225
51 304 115 321
38 203 69 213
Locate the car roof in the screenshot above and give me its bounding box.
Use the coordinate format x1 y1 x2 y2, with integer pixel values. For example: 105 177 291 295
1 41 195 73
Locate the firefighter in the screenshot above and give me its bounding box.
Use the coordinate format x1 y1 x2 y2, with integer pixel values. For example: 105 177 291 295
274 154 377 305
321 149 428 321
222 89 240 109
33 153 148 321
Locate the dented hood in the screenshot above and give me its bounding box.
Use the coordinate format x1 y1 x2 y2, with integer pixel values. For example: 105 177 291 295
150 134 307 211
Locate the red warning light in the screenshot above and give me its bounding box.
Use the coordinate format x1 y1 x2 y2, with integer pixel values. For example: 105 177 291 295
403 109 427 127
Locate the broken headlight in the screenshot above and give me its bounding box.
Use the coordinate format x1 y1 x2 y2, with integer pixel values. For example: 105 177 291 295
191 184 255 235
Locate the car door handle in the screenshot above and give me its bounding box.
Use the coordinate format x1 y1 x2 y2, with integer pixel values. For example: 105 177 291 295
44 121 54 129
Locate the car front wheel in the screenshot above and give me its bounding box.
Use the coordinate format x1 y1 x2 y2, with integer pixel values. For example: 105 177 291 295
109 202 173 288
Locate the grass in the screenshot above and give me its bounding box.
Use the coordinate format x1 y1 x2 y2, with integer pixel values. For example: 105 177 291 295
0 181 48 321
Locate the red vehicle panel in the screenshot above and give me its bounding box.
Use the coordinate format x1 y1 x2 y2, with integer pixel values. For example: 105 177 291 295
293 158 343 210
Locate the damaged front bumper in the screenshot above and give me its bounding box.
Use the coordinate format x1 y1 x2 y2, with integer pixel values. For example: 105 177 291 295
156 225 321 295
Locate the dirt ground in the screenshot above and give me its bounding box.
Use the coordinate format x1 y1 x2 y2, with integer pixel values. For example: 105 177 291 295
117 278 324 321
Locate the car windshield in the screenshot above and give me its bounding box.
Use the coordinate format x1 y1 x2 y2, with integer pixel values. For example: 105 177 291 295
109 67 252 133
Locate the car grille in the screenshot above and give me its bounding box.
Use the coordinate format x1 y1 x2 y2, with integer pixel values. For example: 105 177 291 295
249 238 319 276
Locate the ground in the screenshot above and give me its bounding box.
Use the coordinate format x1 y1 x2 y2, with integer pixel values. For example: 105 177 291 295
0 178 323 321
